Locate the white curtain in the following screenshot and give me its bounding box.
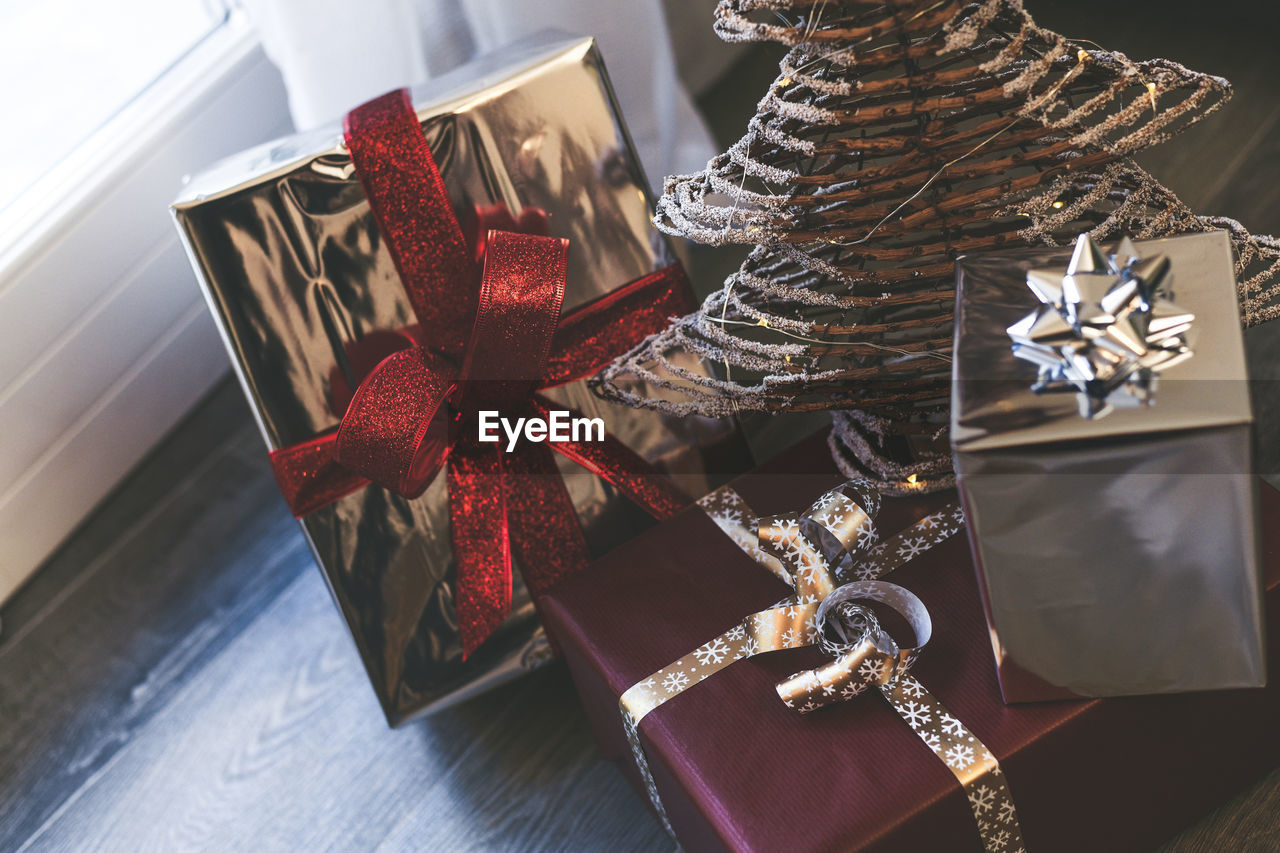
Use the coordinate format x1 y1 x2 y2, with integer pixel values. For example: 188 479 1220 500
243 0 721 187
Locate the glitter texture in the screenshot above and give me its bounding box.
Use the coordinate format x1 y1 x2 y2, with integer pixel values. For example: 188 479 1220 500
269 90 693 657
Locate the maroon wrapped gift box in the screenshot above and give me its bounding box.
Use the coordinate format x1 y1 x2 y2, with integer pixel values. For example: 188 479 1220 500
539 432 1280 852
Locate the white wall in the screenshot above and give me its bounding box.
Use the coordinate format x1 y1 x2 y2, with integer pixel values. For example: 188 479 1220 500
0 25 292 604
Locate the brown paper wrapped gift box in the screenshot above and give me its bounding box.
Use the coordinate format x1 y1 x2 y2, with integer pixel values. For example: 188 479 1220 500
539 432 1280 852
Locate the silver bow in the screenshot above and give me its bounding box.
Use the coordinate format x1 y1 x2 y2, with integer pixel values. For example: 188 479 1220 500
1007 233 1195 419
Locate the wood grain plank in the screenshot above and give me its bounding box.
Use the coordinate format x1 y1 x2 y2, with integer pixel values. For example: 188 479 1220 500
1157 767 1280 853
17 566 668 853
0 381 311 848
0 378 249 634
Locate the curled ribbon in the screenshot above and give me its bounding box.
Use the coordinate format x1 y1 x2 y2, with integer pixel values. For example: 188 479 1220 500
619 483 1027 853
267 89 693 656
776 580 930 713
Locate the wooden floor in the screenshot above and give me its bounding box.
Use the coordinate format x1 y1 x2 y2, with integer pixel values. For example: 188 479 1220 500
0 381 671 852
6 2 1280 850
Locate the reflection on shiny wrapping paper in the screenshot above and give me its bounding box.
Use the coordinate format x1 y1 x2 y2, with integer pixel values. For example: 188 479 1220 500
172 35 747 724
951 232 1265 703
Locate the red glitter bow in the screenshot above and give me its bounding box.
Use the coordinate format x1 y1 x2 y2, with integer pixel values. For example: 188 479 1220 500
268 89 691 655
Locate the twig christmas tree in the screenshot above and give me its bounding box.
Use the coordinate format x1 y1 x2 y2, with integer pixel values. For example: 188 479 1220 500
594 0 1280 491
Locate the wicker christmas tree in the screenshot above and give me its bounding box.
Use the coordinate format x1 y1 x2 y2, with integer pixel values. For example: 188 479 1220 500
594 0 1280 492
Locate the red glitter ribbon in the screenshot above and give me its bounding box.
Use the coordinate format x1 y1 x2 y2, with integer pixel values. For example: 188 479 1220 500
268 89 692 655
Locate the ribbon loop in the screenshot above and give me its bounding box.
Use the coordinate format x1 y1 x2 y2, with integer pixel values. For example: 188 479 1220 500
780 580 932 714
817 601 883 657
455 231 569 416
799 481 882 582
815 580 933 654
333 346 455 496
758 480 884 602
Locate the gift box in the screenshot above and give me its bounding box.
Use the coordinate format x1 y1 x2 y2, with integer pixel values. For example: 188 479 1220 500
950 231 1264 702
171 35 747 724
539 432 1280 852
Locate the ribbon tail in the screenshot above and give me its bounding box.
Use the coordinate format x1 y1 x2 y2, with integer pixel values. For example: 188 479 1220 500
855 503 966 580
268 431 371 518
530 397 688 521
882 675 1027 853
502 439 591 600
542 263 695 387
448 445 513 658
334 346 455 497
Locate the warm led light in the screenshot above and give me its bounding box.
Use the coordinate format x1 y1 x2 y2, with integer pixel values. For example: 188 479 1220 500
1076 49 1089 63
906 474 919 484
1052 200 1064 209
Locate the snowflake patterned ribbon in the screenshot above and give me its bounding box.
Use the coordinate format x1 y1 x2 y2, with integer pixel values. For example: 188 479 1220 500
775 582 1026 853
1007 232 1194 419
617 482 1025 853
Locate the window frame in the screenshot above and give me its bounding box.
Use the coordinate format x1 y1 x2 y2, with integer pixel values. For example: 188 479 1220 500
0 10 293 604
